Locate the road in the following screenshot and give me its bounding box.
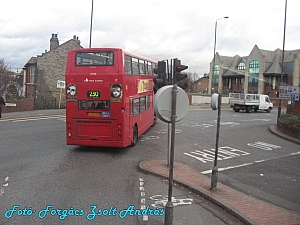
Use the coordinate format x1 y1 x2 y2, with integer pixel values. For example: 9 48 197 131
0 112 243 225
141 107 300 213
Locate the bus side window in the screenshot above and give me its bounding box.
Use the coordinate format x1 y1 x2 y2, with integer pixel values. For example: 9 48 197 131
130 98 133 115
134 98 140 116
146 95 150 109
139 59 145 75
132 58 139 75
140 96 146 113
145 61 149 75
125 55 132 74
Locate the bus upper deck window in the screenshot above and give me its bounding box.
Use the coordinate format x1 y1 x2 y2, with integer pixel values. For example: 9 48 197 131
76 52 114 66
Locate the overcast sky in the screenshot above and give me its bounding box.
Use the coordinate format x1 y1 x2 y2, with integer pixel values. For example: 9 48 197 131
0 0 299 75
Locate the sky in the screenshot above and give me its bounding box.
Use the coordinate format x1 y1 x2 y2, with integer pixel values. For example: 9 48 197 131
0 0 299 76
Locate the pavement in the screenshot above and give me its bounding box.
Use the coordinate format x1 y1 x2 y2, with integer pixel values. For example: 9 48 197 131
2 108 300 225
1 108 66 120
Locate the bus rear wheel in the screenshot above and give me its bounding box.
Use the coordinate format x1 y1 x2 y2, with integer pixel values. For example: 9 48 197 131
131 125 138 147
151 115 156 127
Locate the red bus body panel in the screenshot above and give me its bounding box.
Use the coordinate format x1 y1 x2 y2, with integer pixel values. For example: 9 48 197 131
65 48 156 148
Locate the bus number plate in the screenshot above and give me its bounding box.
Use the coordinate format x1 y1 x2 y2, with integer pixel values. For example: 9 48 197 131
87 91 100 98
87 112 101 117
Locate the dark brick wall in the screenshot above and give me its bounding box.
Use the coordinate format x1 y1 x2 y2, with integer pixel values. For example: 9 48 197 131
2 99 34 113
292 101 300 117
277 119 300 139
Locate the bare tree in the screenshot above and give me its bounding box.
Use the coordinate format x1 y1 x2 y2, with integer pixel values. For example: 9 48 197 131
187 72 199 83
0 59 13 95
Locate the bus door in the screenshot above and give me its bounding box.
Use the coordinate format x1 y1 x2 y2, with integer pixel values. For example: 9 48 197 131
129 97 134 143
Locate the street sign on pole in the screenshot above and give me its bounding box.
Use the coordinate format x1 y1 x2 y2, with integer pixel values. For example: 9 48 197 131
154 85 189 123
57 80 65 89
57 80 65 109
279 86 299 101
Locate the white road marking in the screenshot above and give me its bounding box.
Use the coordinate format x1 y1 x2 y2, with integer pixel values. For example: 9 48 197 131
247 141 281 151
149 195 193 208
184 146 250 163
0 176 10 196
11 115 65 122
139 178 148 221
241 119 271 121
201 151 300 174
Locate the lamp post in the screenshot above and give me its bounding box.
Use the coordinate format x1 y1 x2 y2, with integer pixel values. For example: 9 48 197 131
211 16 229 94
89 0 94 48
277 0 287 119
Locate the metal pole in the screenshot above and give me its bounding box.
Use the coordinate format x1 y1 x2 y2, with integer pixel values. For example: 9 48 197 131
89 0 94 48
277 0 287 119
211 20 218 94
210 93 222 191
164 83 178 225
167 123 171 166
210 17 228 94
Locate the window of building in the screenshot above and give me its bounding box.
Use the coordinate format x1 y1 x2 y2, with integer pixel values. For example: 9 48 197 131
30 65 35 83
224 78 229 86
213 65 219 86
238 61 245 70
266 77 272 86
248 60 260 86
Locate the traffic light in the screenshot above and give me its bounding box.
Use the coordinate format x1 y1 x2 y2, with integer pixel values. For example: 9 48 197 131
153 61 167 93
173 58 188 89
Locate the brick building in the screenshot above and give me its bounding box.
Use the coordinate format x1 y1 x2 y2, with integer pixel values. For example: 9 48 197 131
23 34 82 109
192 74 209 93
208 45 300 98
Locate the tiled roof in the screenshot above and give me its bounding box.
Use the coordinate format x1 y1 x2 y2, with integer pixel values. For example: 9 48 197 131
218 45 300 77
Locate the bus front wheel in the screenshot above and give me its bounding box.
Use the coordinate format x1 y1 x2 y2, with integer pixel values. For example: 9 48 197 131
131 125 138 147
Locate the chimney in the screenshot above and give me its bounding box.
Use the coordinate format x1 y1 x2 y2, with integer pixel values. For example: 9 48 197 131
50 33 59 51
73 35 81 45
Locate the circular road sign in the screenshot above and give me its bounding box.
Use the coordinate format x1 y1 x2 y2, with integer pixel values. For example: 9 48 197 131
154 85 189 123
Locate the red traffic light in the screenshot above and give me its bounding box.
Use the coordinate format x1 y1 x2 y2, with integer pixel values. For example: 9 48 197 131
176 65 188 72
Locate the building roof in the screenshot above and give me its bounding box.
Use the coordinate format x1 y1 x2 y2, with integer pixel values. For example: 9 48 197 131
218 45 300 77
25 57 37 65
23 35 82 67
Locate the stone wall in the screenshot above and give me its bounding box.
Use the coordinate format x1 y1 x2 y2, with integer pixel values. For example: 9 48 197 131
35 38 82 109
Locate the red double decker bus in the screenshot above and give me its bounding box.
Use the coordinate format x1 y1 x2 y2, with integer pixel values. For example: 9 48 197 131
65 48 157 148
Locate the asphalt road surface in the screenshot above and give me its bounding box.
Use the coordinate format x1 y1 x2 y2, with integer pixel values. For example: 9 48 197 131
0 112 244 225
141 107 300 213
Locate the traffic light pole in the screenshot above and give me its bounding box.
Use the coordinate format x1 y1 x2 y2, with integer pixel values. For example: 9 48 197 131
163 58 188 224
164 84 177 225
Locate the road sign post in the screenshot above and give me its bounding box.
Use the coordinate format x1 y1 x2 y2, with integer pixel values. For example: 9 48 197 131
164 84 178 225
57 80 65 109
278 86 299 101
210 93 222 191
154 58 189 225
